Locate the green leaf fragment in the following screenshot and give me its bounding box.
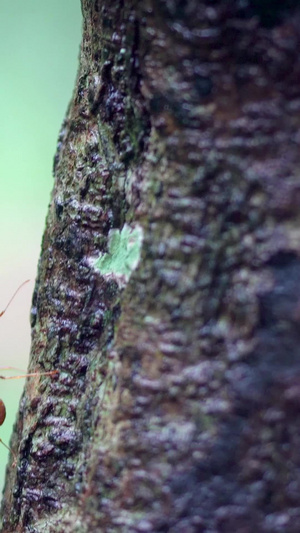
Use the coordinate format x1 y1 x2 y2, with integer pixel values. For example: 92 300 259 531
95 224 143 281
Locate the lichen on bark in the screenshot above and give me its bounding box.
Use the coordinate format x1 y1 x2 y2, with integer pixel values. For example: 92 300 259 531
2 1 300 532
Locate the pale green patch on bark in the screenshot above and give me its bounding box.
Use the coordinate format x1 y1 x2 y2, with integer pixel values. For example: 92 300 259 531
94 224 143 284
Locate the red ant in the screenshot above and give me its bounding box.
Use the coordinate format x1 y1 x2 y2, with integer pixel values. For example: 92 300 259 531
0 280 58 465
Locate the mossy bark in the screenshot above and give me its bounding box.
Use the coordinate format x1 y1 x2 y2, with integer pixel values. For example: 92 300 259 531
2 1 300 531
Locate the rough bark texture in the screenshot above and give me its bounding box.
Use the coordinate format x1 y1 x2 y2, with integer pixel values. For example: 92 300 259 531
2 1 300 531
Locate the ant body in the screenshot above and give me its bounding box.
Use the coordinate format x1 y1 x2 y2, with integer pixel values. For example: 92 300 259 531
0 280 58 464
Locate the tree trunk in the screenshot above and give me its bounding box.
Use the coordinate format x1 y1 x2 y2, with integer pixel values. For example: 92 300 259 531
2 1 300 531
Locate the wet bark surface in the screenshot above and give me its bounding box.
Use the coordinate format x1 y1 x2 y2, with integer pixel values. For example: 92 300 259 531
2 1 300 531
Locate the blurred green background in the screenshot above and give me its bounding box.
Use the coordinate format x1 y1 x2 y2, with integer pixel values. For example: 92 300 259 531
0 1 81 496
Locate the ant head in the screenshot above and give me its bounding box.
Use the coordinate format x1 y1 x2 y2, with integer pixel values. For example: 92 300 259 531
0 399 6 426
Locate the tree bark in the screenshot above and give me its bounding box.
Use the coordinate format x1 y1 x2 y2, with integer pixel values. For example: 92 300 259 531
2 1 300 531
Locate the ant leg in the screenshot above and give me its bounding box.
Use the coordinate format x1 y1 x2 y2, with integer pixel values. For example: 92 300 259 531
0 370 59 380
0 439 17 466
0 280 30 318
0 366 31 374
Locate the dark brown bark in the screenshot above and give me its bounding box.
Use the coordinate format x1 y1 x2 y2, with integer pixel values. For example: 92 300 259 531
2 1 300 531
